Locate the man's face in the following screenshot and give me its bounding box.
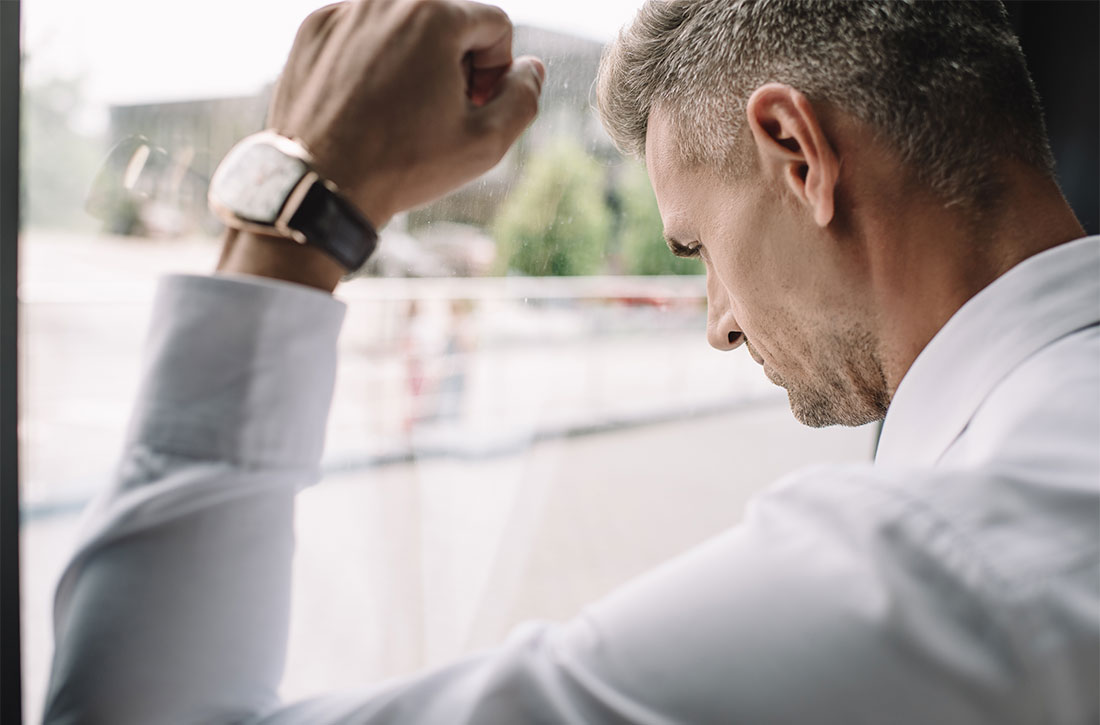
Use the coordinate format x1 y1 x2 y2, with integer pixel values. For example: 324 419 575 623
644 110 889 427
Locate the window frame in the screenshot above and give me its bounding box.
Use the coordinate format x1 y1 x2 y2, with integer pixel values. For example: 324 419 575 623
1 1 25 722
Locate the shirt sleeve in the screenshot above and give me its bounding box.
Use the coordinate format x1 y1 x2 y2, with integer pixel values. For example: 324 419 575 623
248 469 1040 725
42 274 1040 725
43 273 346 724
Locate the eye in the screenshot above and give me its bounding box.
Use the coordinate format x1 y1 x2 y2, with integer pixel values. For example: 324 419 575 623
670 242 700 259
685 243 709 263
665 236 704 260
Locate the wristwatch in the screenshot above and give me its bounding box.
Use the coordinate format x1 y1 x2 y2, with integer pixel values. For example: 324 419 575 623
208 130 378 272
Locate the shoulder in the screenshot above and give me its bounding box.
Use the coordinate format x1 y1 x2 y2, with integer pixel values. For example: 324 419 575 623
572 463 1069 723
765 459 1097 602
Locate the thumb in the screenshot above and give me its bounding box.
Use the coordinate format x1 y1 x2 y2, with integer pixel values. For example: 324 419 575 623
471 55 545 152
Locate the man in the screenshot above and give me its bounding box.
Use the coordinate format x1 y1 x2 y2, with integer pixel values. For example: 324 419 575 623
44 0 1098 723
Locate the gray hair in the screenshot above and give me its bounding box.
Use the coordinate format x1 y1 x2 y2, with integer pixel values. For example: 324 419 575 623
596 0 1055 209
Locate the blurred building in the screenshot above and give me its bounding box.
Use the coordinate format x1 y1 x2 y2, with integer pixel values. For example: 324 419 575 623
105 93 271 235
103 25 610 251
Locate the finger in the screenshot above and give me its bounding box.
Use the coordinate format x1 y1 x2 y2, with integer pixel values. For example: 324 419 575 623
470 55 545 150
459 1 513 69
468 65 509 106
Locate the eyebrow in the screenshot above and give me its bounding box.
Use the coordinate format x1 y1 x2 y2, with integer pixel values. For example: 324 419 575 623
664 234 697 258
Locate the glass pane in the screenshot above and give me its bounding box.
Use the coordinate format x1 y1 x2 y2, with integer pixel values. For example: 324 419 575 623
19 0 878 717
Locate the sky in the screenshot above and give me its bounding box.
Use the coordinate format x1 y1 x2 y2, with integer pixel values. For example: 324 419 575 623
23 0 646 109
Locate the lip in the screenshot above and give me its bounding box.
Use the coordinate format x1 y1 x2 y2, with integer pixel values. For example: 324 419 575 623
745 342 765 366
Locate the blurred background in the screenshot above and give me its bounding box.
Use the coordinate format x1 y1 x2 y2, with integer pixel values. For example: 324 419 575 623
16 0 1096 721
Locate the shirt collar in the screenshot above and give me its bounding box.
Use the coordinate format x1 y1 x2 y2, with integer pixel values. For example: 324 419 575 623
875 236 1100 468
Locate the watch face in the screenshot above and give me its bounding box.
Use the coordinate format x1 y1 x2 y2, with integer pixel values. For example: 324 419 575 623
211 141 309 224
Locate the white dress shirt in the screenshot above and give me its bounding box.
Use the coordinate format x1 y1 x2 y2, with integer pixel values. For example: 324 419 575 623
43 237 1099 724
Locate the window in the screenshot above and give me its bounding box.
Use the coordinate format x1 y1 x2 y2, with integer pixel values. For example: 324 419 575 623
17 0 878 718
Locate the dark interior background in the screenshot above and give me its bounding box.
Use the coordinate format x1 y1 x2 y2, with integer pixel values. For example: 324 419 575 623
1006 0 1100 234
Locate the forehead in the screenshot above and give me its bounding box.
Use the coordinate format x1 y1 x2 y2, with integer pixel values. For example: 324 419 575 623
644 108 683 185
645 109 712 235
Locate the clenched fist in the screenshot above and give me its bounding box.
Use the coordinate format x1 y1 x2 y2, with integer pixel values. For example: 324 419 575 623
216 0 544 290
269 0 545 227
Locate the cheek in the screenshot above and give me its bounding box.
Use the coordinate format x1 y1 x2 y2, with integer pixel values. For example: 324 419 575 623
708 250 796 361
720 197 809 309
708 248 762 322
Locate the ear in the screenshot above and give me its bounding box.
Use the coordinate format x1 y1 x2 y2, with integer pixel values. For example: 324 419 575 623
745 83 839 228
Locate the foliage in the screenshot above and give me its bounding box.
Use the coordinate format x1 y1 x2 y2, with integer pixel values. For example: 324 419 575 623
617 161 703 276
493 138 612 276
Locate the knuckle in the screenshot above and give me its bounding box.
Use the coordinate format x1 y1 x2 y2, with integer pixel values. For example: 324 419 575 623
294 3 345 48
405 0 453 24
299 2 344 36
481 4 508 25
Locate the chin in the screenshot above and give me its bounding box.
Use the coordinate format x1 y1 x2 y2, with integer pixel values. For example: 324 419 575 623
787 386 887 429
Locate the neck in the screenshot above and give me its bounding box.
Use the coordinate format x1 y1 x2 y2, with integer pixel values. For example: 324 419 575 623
866 164 1086 399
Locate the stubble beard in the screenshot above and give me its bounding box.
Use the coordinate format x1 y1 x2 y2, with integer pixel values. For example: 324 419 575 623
768 325 891 428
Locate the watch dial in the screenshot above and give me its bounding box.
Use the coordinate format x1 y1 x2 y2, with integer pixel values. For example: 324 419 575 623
214 142 308 223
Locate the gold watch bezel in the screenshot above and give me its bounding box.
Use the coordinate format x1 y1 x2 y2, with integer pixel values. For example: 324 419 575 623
208 130 340 245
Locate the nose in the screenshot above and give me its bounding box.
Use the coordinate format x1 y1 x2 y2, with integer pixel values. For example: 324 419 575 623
705 268 744 351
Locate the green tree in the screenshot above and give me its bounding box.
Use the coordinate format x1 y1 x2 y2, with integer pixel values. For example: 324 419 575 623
617 161 702 276
493 138 612 276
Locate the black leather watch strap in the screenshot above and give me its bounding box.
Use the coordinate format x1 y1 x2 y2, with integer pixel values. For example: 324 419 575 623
287 180 378 271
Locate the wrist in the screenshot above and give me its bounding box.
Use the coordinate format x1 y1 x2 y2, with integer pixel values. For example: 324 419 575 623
337 175 395 230
208 132 381 282
215 229 346 293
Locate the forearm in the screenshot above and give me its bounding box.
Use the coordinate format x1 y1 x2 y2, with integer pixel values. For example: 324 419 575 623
43 274 346 724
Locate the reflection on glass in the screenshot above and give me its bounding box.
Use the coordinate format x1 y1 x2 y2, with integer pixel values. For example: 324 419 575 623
18 1 877 719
